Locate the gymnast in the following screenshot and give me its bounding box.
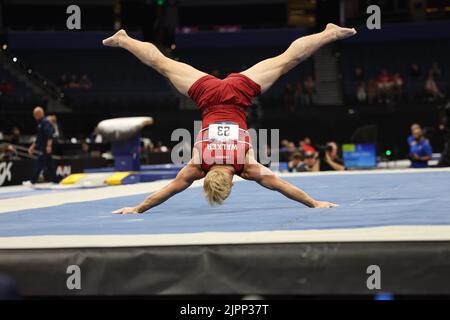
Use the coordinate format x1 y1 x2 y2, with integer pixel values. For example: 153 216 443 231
103 24 357 214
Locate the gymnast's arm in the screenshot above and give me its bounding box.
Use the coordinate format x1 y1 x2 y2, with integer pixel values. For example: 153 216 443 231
113 162 205 214
240 151 338 209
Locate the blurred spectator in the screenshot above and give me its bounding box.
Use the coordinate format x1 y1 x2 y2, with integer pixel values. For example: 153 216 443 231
288 152 304 172
299 137 316 154
294 82 304 109
62 73 92 90
425 72 445 101
68 74 80 89
298 151 320 172
303 76 317 106
280 139 290 152
410 63 421 79
367 79 378 104
58 74 69 88
429 62 442 79
78 141 101 158
141 137 155 152
80 74 92 90
9 127 21 144
0 144 18 161
356 81 367 103
354 67 364 81
154 141 169 152
286 141 297 153
79 142 91 157
0 79 13 95
319 142 345 171
392 73 404 102
284 83 295 113
377 69 393 104
409 126 432 168
281 139 304 154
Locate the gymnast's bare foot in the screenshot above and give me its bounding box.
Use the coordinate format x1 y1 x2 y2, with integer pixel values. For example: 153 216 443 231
325 23 357 41
102 29 128 48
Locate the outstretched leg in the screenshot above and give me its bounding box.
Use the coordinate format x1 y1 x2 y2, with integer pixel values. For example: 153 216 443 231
241 24 357 93
103 30 207 96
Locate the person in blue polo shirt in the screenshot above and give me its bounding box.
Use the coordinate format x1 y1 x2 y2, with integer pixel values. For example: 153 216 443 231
409 126 432 168
27 106 57 184
407 123 421 147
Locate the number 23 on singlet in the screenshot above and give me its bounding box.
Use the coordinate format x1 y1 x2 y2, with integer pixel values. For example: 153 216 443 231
208 123 239 141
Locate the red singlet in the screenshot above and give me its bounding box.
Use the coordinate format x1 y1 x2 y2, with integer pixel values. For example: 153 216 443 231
188 73 261 173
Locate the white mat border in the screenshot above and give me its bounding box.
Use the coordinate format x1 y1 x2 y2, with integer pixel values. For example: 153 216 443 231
1 225 450 249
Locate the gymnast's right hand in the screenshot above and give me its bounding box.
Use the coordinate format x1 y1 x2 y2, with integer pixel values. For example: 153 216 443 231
112 207 140 214
313 201 339 208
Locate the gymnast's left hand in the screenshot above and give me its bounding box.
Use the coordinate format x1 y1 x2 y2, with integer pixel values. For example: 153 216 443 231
112 207 140 214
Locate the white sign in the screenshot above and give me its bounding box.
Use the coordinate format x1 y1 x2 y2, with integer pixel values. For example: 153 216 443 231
0 162 13 186
57 165 72 177
208 123 239 142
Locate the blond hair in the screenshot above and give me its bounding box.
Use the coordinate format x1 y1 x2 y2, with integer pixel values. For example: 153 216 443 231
203 169 233 206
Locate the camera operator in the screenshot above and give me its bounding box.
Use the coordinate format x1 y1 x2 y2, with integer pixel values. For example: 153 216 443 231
318 142 346 171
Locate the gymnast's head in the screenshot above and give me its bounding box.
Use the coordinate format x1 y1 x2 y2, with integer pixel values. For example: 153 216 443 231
203 166 234 206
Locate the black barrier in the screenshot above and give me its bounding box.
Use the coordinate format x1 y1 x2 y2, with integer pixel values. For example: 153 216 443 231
1 242 450 297
0 157 108 186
